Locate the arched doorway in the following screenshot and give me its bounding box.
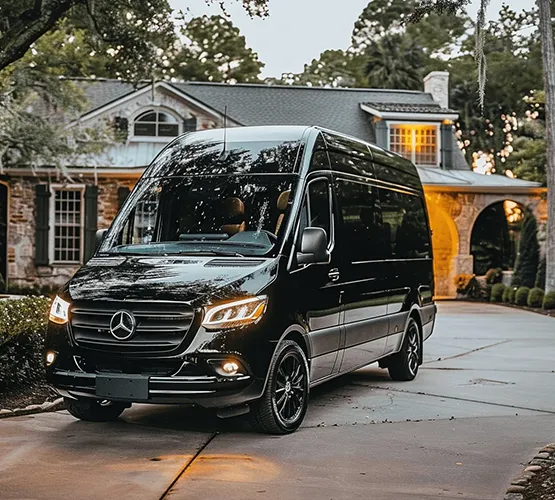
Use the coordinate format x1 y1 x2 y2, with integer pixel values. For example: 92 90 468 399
0 182 7 289
470 200 525 275
426 197 459 297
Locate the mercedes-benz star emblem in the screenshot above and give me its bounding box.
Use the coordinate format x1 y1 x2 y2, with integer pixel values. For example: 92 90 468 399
109 310 136 340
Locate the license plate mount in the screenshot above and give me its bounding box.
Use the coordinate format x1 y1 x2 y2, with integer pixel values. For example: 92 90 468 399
96 374 149 400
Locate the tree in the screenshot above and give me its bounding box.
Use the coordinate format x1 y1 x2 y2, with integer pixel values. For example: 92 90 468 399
512 214 540 288
172 15 264 83
0 0 269 75
410 0 555 294
364 34 423 90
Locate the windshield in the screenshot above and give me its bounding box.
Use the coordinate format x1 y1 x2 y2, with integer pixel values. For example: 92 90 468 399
99 175 296 257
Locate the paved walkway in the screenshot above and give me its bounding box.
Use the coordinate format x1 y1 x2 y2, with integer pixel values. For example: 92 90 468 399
1 302 555 499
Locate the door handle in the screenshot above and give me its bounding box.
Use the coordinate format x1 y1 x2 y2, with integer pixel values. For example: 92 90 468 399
328 268 340 282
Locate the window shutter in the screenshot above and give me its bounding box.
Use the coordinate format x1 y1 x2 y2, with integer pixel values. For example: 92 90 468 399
117 186 130 209
35 185 50 266
440 124 453 169
375 121 388 149
183 116 197 132
83 185 99 263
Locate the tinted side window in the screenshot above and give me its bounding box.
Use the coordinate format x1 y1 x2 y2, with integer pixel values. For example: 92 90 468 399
329 152 375 178
335 179 386 263
297 179 332 248
379 189 430 259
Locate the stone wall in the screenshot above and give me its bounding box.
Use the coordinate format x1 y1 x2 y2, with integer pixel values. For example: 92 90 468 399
6 175 139 291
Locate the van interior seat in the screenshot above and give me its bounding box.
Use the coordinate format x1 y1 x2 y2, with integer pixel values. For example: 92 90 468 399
275 190 290 234
221 197 246 235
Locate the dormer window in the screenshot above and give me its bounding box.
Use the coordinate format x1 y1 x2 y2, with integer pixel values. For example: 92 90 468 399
134 110 179 137
389 124 438 166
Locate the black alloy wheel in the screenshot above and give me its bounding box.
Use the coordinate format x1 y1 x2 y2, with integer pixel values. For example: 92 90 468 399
250 340 309 434
388 317 421 381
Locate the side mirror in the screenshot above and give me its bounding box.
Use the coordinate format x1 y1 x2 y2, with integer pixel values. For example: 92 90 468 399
95 229 108 251
297 227 330 266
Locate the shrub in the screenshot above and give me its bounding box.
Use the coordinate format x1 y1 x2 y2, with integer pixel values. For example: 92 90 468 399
515 286 531 306
543 292 555 311
490 283 505 303
502 286 510 303
512 214 539 288
508 286 518 304
454 273 481 297
485 268 503 285
535 257 546 289
0 296 51 393
527 287 544 308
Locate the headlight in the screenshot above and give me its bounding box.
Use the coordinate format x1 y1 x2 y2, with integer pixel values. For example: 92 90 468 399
48 296 70 325
202 296 268 330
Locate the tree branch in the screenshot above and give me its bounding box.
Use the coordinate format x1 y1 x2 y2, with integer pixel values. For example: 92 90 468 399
0 0 83 71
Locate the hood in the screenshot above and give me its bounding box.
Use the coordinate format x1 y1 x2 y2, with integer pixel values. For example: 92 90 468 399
65 256 277 306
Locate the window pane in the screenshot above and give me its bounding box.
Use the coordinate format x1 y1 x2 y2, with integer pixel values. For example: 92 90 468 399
414 127 437 165
157 112 177 123
379 189 430 259
137 112 156 122
308 180 331 245
53 189 82 263
158 123 179 137
389 126 412 161
134 123 157 136
335 180 385 263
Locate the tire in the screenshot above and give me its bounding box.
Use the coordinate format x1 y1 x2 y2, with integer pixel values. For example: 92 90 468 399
249 340 310 434
387 317 421 382
64 398 127 422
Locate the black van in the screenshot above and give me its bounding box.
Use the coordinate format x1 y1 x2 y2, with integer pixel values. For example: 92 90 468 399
45 126 436 434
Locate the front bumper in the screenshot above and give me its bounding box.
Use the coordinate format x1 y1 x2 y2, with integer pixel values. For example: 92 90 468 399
50 369 263 408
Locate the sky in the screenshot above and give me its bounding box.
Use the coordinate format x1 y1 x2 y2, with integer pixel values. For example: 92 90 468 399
169 0 533 78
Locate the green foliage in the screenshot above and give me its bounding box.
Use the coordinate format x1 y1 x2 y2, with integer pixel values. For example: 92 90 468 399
515 286 531 306
535 256 547 289
543 292 555 310
173 15 264 84
527 287 544 308
485 267 503 285
512 214 540 289
502 286 510 303
508 286 518 304
0 296 51 392
490 283 505 303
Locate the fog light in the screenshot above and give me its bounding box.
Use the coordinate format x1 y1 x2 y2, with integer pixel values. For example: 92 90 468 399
46 351 56 366
222 361 240 375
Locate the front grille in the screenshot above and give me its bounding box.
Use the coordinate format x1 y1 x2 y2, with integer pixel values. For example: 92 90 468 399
70 301 195 353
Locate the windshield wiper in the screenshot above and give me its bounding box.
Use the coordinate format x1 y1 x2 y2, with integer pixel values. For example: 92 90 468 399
174 250 244 257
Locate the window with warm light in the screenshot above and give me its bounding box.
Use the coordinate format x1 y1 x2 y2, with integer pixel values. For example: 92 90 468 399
389 124 438 166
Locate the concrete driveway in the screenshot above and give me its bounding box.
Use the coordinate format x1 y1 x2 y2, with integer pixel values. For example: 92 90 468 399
1 301 555 499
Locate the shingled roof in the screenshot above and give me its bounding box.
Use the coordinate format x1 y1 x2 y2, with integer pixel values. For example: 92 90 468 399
363 102 458 115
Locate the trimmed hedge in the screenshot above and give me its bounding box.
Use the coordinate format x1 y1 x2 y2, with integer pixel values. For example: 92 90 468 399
527 287 545 308
502 286 510 303
0 296 51 393
515 287 531 306
508 286 518 304
490 283 505 303
543 292 555 311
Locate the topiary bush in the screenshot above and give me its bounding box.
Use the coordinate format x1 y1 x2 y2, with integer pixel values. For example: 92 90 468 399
515 286 531 306
490 283 505 303
508 286 518 304
485 268 504 285
502 286 510 303
543 292 555 311
512 214 539 289
527 287 544 308
0 296 51 393
535 257 546 289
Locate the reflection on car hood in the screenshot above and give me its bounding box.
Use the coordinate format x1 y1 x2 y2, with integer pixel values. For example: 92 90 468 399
67 256 276 305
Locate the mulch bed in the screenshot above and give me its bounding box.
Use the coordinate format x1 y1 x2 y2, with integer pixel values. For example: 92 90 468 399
0 382 59 411
505 445 555 499
523 465 555 500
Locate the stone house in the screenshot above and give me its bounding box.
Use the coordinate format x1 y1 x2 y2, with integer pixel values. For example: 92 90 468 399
0 72 547 297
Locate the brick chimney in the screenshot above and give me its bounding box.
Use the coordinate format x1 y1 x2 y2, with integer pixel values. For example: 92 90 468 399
424 71 450 109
